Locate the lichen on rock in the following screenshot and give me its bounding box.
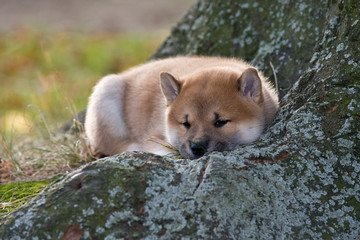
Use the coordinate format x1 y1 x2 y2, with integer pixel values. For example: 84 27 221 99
1 0 360 239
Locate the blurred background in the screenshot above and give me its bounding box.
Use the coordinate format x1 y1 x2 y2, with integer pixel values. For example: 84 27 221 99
0 0 196 182
0 0 196 136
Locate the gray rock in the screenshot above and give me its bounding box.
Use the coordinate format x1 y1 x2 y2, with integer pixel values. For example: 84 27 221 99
1 0 360 239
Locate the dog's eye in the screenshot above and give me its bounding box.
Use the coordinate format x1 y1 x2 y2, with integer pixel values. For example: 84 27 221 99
183 121 191 129
214 119 229 128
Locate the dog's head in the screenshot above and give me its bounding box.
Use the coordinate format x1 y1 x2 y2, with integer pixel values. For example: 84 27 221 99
160 68 265 159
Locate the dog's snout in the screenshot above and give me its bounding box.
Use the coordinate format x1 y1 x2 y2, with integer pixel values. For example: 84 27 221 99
190 141 207 158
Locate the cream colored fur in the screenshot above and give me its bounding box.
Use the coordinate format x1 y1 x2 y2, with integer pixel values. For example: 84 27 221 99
85 56 279 158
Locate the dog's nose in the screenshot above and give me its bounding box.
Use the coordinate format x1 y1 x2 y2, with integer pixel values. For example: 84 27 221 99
190 141 207 158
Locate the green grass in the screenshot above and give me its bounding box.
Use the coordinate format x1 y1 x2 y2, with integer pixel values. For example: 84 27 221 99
0 28 165 217
0 177 58 218
0 29 164 135
0 28 165 180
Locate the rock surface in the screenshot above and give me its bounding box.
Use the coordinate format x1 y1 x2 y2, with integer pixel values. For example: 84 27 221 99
1 0 360 239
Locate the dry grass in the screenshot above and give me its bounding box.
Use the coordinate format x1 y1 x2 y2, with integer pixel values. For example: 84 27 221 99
0 28 165 183
0 112 94 183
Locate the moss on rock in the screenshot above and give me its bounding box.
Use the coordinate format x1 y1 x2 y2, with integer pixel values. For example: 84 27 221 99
1 0 360 239
0 178 56 218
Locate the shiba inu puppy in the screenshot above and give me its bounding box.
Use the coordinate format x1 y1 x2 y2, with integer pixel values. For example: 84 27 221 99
85 56 279 159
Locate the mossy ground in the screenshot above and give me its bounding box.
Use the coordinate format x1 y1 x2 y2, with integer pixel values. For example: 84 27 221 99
0 177 57 218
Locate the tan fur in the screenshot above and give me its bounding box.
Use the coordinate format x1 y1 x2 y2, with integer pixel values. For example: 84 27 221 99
85 56 279 159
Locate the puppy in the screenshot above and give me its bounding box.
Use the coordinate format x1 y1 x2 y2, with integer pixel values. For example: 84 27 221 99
85 56 279 159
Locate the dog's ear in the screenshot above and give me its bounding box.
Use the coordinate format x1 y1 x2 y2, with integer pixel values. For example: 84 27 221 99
237 68 263 103
160 72 181 105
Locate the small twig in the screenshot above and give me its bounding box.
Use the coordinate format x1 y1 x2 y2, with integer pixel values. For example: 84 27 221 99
269 61 279 93
147 138 183 159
